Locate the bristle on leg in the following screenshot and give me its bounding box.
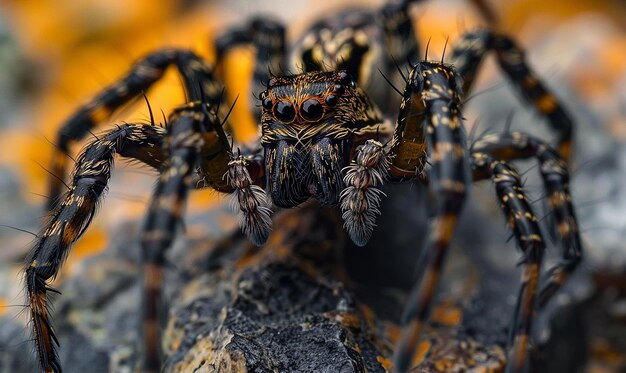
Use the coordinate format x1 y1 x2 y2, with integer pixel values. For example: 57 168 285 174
227 156 272 245
340 140 391 246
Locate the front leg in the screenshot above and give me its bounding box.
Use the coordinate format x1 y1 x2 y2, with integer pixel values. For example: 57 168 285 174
387 62 469 373
140 102 270 371
49 49 223 210
26 124 166 373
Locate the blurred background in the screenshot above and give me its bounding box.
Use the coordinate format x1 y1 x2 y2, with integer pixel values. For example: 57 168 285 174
0 0 625 371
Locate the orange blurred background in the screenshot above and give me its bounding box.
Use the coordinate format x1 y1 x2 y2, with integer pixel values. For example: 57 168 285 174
1 0 625 202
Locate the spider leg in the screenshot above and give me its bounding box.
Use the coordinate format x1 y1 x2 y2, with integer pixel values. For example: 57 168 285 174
140 101 269 370
380 0 420 85
50 49 223 210
470 152 546 373
382 0 423 60
337 6 422 242
449 29 574 160
388 62 469 372
472 132 582 308
140 103 216 372
26 124 166 373
29 100 269 372
215 17 286 118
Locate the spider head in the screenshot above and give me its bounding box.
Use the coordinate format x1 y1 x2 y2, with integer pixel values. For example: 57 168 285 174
259 70 381 208
408 61 463 103
259 70 380 142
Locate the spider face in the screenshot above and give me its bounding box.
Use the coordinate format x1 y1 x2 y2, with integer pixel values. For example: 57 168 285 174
260 70 381 207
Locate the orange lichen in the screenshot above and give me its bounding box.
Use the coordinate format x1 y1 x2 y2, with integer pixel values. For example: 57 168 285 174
376 356 393 370
413 340 432 366
431 300 462 326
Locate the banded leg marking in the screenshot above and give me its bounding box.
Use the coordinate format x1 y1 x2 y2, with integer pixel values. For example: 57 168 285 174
140 103 219 371
391 62 468 372
472 132 582 308
50 49 223 209
450 29 574 160
215 17 286 119
381 0 421 99
471 153 546 373
27 124 166 373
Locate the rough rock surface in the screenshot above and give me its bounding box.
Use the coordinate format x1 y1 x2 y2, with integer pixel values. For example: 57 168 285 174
162 206 389 372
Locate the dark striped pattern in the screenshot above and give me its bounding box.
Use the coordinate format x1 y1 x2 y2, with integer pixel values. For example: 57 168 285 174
391 62 469 373
28 100 260 372
381 0 420 92
295 12 377 89
381 1 419 65
471 153 546 373
472 132 582 308
250 18 287 100
140 104 214 371
26 124 166 373
50 49 223 210
450 29 574 161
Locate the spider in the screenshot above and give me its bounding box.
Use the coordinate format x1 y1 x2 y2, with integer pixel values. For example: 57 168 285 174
25 0 582 372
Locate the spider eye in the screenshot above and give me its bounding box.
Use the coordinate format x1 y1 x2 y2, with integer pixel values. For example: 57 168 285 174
338 71 356 88
274 100 296 123
262 95 273 110
325 95 337 107
301 99 324 121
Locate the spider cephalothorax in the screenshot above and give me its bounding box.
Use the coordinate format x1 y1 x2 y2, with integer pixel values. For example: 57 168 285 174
24 1 583 372
260 70 381 207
